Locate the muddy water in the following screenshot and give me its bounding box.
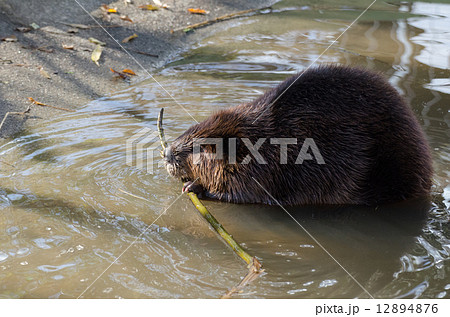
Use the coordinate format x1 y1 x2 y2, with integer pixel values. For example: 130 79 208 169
0 0 449 298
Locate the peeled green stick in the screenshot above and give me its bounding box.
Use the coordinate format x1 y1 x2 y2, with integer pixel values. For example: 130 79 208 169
187 192 254 265
157 108 263 297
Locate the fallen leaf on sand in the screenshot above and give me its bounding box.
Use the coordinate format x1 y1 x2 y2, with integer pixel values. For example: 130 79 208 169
62 44 74 50
39 67 51 79
122 33 138 43
28 97 48 106
30 22 40 30
120 15 133 23
41 26 66 35
91 45 103 66
28 97 75 112
1 35 17 42
16 27 31 33
188 8 208 14
122 69 136 75
101 4 118 13
138 5 159 11
110 68 128 80
110 68 136 80
89 37 106 46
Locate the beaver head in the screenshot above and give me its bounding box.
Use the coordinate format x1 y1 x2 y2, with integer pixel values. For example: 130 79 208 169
164 106 251 187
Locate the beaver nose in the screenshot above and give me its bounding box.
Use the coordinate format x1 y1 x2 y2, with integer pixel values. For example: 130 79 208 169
164 147 174 163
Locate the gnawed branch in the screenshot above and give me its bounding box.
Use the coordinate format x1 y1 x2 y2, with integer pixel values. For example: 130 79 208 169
157 107 264 298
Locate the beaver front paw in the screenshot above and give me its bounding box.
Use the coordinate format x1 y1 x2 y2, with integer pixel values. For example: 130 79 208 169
182 181 204 196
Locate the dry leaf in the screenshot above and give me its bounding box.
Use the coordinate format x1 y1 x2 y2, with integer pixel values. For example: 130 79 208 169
28 97 75 112
120 15 133 23
110 67 129 80
188 8 208 14
62 44 74 50
16 27 31 33
122 69 136 75
89 37 106 46
101 4 118 13
1 35 17 42
91 44 103 66
138 5 159 11
30 22 40 30
39 67 51 79
37 46 53 53
41 26 66 35
122 33 138 43
28 97 48 106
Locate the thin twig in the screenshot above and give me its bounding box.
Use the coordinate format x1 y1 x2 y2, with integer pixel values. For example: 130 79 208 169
0 159 16 168
28 97 76 112
58 22 121 29
127 48 159 58
172 6 272 33
222 257 264 298
157 108 168 155
118 188 151 202
0 105 31 132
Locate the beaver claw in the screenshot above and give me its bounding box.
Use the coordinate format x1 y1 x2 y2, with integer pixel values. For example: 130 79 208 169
182 181 204 196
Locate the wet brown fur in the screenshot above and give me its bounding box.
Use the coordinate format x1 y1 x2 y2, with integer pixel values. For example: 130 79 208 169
165 65 433 206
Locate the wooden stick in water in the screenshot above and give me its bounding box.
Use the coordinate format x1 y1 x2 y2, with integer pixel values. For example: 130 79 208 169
188 192 254 264
157 107 264 297
187 191 264 298
157 108 168 156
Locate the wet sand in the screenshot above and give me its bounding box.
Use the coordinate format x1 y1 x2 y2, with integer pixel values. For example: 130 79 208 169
0 0 275 137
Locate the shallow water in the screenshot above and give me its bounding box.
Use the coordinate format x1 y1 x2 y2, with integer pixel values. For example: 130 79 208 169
0 0 449 298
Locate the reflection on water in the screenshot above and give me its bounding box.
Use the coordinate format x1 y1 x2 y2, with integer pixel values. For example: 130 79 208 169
0 0 449 298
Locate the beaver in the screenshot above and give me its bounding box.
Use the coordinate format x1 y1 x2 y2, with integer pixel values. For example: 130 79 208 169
164 65 433 206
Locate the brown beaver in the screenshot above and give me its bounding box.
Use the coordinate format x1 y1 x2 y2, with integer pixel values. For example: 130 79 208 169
164 65 433 206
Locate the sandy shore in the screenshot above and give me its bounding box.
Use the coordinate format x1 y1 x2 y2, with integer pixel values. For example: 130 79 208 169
0 0 276 137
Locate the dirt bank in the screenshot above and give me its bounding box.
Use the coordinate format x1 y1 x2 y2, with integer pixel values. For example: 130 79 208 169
0 0 276 137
